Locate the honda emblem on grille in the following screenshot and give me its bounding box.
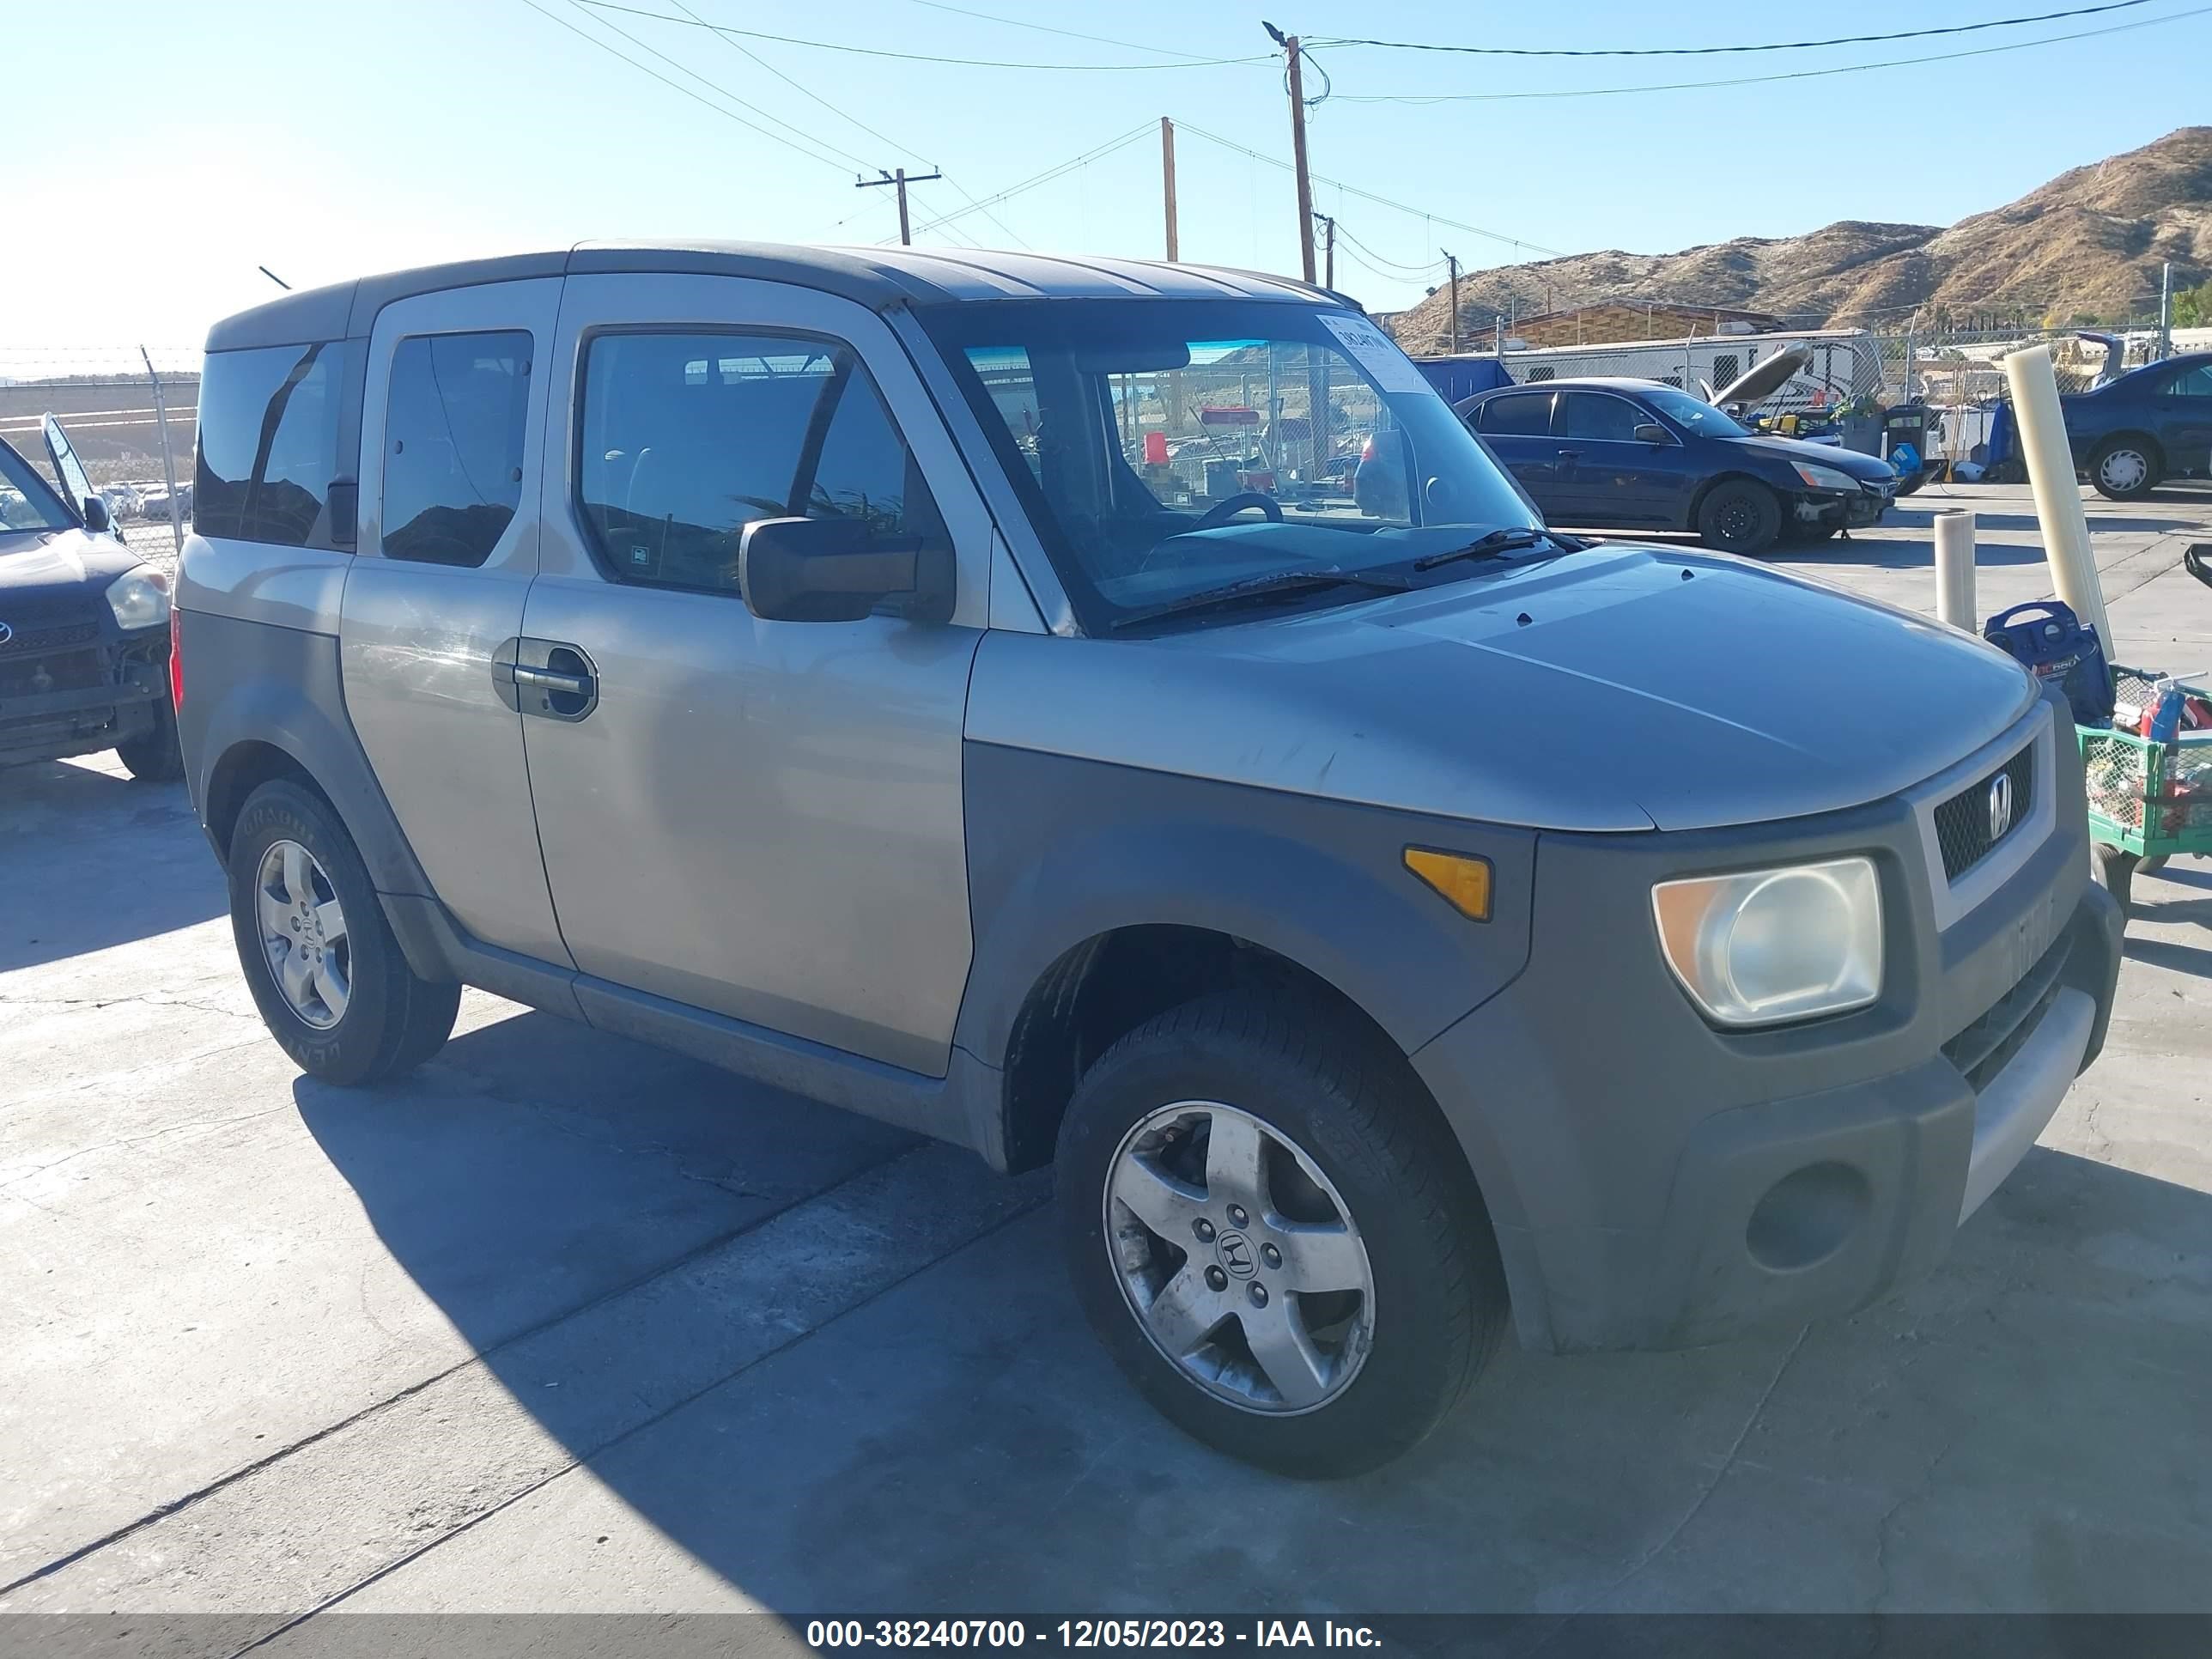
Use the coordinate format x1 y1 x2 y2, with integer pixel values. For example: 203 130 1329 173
1988 772 2014 842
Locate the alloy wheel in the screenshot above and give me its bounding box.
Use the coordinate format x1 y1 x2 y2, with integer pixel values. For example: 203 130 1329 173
255 839 351 1030
1103 1099 1376 1415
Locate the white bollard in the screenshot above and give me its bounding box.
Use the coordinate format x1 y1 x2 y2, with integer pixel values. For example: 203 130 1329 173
1934 510 1978 632
2003 343 2114 652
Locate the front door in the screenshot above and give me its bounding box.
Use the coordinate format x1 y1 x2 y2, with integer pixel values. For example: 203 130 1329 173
519 275 993 1077
1549 390 1686 526
2152 362 2212 476
339 279 571 964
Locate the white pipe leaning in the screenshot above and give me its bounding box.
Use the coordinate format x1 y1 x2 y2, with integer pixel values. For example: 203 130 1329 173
1934 510 1977 632
2003 343 2113 653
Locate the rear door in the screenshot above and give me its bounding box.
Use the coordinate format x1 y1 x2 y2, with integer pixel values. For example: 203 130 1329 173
338 279 571 965
1550 390 1686 526
1470 390 1561 517
2151 362 2212 475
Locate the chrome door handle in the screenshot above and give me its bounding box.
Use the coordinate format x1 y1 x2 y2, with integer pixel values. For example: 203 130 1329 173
512 665 593 697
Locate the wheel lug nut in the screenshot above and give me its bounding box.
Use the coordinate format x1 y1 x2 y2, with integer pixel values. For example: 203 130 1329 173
1205 1266 1229 1291
1248 1283 1268 1308
1261 1243 1282 1269
1227 1205 1249 1228
1192 1218 1216 1243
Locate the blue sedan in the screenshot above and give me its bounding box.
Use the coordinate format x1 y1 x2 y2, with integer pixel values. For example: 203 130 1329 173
2061 350 2212 500
1454 377 1899 556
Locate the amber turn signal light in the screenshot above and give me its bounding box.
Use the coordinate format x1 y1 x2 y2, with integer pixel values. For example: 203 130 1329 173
1403 848 1492 921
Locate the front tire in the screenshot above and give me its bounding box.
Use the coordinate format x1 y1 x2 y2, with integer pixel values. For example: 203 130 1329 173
228 780 460 1085
2090 436 2160 501
1696 480 1784 556
116 694 184 781
1054 994 1507 1479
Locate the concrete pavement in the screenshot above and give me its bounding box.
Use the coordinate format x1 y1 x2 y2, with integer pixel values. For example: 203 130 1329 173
3 482 2209 1635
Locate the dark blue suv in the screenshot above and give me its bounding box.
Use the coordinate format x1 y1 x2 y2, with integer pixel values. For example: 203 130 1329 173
1456 377 1898 556
2061 351 2212 500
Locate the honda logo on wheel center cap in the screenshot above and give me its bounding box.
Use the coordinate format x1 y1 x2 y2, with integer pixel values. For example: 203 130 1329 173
1214 1230 1258 1279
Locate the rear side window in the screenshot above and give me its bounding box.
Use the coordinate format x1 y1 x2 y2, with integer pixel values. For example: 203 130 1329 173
1479 392 1553 436
578 331 945 594
195 342 350 546
381 331 532 567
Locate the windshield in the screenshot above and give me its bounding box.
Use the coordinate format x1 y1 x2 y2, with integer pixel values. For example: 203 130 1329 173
1641 385 1747 438
0 438 76 535
922 300 1538 631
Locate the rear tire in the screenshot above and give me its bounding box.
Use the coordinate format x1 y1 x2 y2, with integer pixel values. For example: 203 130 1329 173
2090 436 2160 501
1696 480 1784 556
1054 993 1507 1479
117 695 184 781
228 780 460 1085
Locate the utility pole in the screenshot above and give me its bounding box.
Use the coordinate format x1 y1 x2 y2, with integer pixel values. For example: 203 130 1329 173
1160 118 1179 261
1264 23 1318 285
856 167 942 247
2159 260 2173 359
1316 213 1336 289
1444 252 1461 355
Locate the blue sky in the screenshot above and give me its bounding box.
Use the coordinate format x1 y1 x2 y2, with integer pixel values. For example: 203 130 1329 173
6 0 2206 358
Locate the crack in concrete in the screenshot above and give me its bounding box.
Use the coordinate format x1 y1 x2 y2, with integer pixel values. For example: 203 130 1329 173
1577 1322 1814 1608
0 1140 931 1599
1 1101 299 1194
228 1195 1048 1657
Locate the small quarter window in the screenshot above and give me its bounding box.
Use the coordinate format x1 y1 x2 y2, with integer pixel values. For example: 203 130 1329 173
380 331 532 568
195 341 351 547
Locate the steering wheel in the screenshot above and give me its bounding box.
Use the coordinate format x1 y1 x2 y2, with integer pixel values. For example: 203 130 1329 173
1190 491 1284 532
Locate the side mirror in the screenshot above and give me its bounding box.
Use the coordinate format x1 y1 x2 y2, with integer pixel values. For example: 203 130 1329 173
738 515 951 623
1632 423 1671 446
82 494 112 532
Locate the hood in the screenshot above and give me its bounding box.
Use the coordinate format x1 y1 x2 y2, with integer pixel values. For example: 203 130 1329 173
969 544 2037 832
0 527 147 597
1726 430 1896 483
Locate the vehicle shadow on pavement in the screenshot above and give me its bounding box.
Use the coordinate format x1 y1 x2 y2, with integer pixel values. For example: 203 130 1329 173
298 1018 2212 1614
0 762 222 973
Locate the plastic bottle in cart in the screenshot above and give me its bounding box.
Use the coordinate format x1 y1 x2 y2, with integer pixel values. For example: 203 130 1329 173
2146 678 2185 746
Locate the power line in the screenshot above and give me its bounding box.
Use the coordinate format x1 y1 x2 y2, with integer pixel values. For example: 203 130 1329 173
900 0 1223 61
1337 3 2212 100
559 0 867 170
515 0 854 173
668 1 1032 247
1178 122 1564 258
571 2 1270 69
1310 0 2158 57
907 125 1158 237
1331 219 1446 276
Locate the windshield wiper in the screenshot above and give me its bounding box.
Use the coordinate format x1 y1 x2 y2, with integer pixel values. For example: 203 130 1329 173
1411 526 1588 572
1108 565 1413 633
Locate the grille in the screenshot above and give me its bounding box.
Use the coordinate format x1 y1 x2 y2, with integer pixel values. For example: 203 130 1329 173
0 647 104 698
1932 743 2035 882
1942 933 2071 1093
0 621 100 657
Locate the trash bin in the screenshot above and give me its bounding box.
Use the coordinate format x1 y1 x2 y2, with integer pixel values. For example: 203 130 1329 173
1881 403 1930 464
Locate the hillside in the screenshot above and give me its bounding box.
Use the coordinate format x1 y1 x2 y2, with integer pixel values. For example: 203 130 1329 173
1382 126 2212 353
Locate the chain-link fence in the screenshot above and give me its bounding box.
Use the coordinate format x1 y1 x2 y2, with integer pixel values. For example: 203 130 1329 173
0 348 198 574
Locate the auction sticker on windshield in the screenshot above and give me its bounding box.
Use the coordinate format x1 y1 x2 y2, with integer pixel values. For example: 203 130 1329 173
1320 313 1431 395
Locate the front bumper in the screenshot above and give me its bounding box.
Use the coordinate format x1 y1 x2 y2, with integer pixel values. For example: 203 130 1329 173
0 662 164 767
1795 484 1893 529
1412 692 2121 1353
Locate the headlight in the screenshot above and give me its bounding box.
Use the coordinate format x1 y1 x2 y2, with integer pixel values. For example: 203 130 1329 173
1652 857 1881 1027
106 566 172 630
1792 461 1861 492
